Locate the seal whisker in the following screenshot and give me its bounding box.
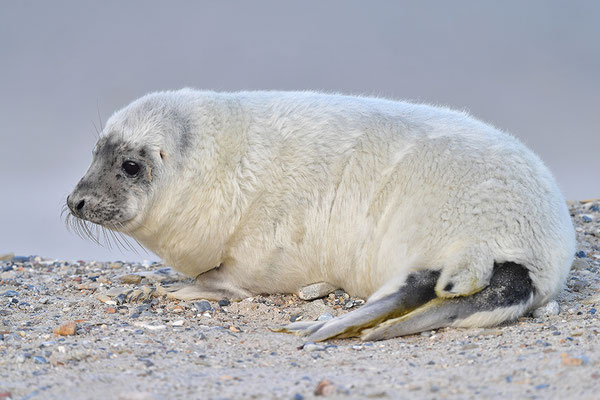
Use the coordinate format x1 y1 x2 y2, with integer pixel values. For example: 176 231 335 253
110 222 146 255
96 99 104 132
91 120 100 140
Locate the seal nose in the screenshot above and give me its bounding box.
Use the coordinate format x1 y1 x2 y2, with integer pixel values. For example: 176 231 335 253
67 194 86 216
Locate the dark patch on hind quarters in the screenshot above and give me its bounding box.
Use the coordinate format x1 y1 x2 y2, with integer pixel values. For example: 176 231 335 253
432 262 534 321
392 269 440 308
470 262 533 308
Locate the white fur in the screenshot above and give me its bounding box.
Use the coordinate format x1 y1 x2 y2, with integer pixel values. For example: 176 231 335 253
105 89 575 312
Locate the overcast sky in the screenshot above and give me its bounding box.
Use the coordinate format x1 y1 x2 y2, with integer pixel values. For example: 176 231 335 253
1 0 598 262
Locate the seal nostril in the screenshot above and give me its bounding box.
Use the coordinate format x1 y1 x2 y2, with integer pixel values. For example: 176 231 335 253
76 200 85 210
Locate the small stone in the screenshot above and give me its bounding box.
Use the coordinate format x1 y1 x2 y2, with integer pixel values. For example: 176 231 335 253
532 301 560 318
314 379 335 396
480 329 503 336
120 274 142 284
33 355 47 364
0 253 14 261
96 294 117 306
106 307 117 314
54 321 77 336
572 259 590 271
133 322 167 331
570 280 587 292
581 215 593 223
317 313 334 321
575 250 587 258
194 301 214 313
303 342 325 351
561 353 589 366
293 394 304 400
298 282 337 301
171 320 185 327
290 314 303 322
228 325 241 332
218 299 231 307
12 256 29 263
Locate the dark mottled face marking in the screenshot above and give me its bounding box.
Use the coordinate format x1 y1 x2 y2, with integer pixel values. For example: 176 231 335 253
67 136 157 228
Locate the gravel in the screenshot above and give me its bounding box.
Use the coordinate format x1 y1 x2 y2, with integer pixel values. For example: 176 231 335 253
0 200 599 399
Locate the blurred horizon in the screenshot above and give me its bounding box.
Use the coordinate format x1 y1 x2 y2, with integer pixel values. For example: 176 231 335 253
1 0 598 261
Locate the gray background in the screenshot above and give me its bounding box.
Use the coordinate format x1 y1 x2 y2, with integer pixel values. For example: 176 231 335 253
1 0 598 262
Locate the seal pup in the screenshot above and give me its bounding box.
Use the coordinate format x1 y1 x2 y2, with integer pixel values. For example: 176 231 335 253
67 89 575 341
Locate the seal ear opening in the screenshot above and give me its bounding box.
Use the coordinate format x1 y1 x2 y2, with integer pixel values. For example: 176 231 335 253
160 150 166 160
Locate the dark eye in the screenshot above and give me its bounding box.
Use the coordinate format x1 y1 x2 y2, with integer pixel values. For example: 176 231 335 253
122 160 140 176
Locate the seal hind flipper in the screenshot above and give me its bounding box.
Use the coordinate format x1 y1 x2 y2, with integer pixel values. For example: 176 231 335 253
362 262 534 340
281 263 534 341
280 269 440 341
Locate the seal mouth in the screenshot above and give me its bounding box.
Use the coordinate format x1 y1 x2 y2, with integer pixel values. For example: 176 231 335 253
62 203 142 253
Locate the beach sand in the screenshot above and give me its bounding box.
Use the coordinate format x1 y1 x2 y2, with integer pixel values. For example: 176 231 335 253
0 200 599 399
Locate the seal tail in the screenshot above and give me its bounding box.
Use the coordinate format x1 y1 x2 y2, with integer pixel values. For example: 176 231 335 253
280 262 534 341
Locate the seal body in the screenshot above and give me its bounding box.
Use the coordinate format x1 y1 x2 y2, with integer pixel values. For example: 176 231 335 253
68 89 575 338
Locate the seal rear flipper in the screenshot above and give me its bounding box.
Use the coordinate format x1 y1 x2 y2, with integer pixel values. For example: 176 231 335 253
362 262 535 341
279 269 440 341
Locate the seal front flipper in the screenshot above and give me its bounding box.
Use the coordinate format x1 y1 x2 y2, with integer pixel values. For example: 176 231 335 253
280 269 440 341
362 262 535 341
158 267 252 301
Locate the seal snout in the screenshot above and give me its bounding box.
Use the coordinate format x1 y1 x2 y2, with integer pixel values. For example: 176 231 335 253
66 194 87 218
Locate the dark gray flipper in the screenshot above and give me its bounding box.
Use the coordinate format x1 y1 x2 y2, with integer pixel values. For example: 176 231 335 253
362 262 534 340
280 269 440 341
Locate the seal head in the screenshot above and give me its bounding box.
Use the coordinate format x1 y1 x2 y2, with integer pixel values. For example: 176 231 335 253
67 134 157 231
66 92 194 233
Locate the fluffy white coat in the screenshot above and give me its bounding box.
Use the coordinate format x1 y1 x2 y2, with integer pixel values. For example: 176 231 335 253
105 90 575 318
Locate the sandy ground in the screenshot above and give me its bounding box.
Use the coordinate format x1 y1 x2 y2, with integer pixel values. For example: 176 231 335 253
1 200 599 400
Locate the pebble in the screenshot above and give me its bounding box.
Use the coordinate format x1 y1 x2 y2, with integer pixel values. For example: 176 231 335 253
561 353 590 366
302 342 326 351
96 294 117 306
218 299 231 307
570 279 587 292
581 215 593 223
193 301 214 313
0 253 14 261
54 321 77 336
298 282 337 301
290 314 303 322
532 301 560 318
133 322 167 331
32 355 47 364
314 379 336 396
2 290 18 297
120 274 142 284
317 313 334 321
572 258 590 271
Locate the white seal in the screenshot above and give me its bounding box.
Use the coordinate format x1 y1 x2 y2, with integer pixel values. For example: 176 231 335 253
67 89 575 341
